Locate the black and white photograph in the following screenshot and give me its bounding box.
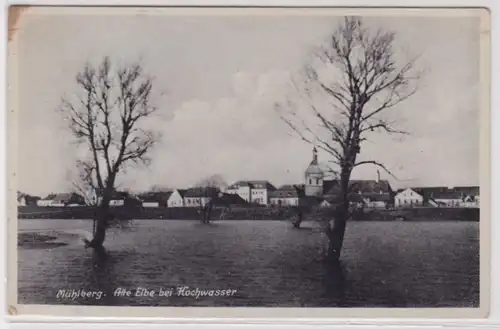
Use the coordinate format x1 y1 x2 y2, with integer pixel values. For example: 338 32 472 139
8 6 490 318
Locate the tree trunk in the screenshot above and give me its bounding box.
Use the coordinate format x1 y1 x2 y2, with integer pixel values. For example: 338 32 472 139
327 170 351 261
206 201 213 223
88 205 109 249
292 207 303 228
327 216 347 261
88 188 113 249
202 200 213 224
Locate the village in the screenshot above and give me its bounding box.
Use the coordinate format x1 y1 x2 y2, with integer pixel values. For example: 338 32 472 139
17 147 480 212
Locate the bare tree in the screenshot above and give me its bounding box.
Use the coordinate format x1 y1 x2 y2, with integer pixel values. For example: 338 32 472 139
195 174 228 191
193 174 230 224
60 56 160 251
277 17 422 261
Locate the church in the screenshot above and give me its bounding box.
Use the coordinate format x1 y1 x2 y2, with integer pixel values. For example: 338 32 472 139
302 146 394 208
304 146 327 197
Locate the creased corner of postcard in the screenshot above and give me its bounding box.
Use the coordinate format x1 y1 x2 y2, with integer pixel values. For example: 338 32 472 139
8 6 30 43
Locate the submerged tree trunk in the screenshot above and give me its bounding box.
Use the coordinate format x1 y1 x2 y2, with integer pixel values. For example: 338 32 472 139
326 170 351 261
87 191 112 250
292 206 304 228
202 200 213 224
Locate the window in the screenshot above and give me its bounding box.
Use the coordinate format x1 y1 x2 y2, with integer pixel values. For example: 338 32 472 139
309 179 312 184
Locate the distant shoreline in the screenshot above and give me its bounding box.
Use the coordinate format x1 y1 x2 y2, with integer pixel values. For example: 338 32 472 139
17 205 479 222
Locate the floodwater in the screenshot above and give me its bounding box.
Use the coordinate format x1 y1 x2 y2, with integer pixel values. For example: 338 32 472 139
18 219 479 307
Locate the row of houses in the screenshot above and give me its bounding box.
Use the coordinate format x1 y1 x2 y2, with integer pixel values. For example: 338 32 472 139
17 192 86 207
18 182 480 210
17 147 478 210
394 186 480 208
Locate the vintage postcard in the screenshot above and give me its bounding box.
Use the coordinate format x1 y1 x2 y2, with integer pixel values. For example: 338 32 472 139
7 6 490 319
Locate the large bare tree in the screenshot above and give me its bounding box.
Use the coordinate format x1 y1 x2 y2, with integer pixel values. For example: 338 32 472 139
60 56 160 251
277 17 422 261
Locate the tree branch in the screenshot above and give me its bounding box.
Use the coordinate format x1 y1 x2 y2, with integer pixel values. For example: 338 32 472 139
354 160 398 180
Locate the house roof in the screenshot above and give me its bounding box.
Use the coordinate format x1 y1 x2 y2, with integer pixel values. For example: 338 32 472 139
184 187 219 198
412 187 449 196
213 193 247 206
94 189 130 200
362 193 392 202
173 189 187 198
247 180 277 190
139 191 173 203
52 193 72 202
50 193 84 203
324 179 393 196
227 180 277 190
412 187 462 200
452 186 479 196
323 192 365 204
42 193 57 200
227 181 252 189
270 185 305 198
431 191 463 200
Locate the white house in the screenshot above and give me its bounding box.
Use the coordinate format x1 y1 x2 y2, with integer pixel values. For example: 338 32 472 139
184 187 218 208
269 185 301 207
167 189 187 208
35 193 85 207
248 181 276 205
142 201 159 208
395 188 424 207
139 191 172 208
226 181 252 203
226 180 276 205
410 187 464 208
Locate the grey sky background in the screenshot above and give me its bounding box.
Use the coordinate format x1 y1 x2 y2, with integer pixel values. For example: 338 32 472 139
15 10 480 197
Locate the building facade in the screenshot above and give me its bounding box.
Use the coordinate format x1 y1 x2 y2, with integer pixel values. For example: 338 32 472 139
226 181 252 203
304 147 324 197
395 188 424 207
226 180 276 205
167 189 187 208
184 187 219 208
269 185 302 207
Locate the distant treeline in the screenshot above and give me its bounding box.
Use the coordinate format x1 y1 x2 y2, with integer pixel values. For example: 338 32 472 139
17 205 479 221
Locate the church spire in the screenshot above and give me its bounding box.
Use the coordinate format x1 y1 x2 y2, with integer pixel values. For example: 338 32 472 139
311 146 318 165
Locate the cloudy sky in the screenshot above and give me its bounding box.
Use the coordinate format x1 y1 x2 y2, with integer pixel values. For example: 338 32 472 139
14 8 481 197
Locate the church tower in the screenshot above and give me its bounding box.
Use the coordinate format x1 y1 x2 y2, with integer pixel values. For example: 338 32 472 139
305 146 324 197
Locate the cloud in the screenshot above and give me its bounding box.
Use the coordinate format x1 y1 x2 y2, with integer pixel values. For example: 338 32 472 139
121 70 297 190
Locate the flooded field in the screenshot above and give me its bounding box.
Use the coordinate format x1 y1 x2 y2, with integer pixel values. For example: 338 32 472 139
17 219 479 307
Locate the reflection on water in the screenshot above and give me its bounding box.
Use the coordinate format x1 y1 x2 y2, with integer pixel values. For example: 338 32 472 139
18 219 480 307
